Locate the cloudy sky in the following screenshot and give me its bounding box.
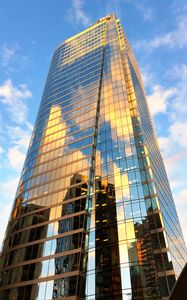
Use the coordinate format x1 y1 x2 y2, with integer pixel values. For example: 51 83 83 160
0 0 187 249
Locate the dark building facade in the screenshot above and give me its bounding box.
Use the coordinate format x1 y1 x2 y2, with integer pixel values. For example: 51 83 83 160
0 14 187 300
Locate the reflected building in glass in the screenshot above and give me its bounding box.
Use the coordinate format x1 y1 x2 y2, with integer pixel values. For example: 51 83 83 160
0 14 187 300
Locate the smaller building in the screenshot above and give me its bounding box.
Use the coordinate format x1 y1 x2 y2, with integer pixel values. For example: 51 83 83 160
169 263 187 300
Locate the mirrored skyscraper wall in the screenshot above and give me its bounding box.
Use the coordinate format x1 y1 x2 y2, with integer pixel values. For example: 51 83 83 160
0 14 186 300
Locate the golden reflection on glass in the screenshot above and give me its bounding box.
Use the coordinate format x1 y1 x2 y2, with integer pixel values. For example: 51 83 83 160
119 243 129 264
117 223 126 241
126 220 135 240
116 205 124 221
62 22 106 67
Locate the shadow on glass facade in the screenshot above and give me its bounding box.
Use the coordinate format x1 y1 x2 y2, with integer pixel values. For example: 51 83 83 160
0 14 187 300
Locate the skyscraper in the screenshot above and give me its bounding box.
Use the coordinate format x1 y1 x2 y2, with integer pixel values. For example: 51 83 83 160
0 14 186 299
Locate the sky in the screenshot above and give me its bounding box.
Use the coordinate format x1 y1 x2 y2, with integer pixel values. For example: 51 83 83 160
0 0 187 250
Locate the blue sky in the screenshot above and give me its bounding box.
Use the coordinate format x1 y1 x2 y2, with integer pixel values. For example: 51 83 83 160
0 0 187 248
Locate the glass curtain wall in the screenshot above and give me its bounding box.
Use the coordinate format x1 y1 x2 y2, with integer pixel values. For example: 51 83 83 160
0 14 186 300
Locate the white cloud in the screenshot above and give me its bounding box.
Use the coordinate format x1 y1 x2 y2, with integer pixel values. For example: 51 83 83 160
7 147 26 171
173 63 187 78
0 83 33 246
0 146 4 155
141 68 154 88
135 13 187 51
0 79 32 124
0 43 29 73
176 188 187 207
133 1 154 21
5 125 32 170
104 0 154 22
147 85 176 115
158 136 171 156
167 65 187 122
0 82 33 245
0 177 19 202
1 44 18 68
68 0 91 27
148 67 187 169
159 143 186 179
0 176 19 248
7 125 32 148
169 121 187 148
0 80 32 171
157 120 187 189
145 64 187 148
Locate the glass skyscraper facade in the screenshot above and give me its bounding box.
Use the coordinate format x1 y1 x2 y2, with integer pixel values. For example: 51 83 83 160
0 14 186 300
